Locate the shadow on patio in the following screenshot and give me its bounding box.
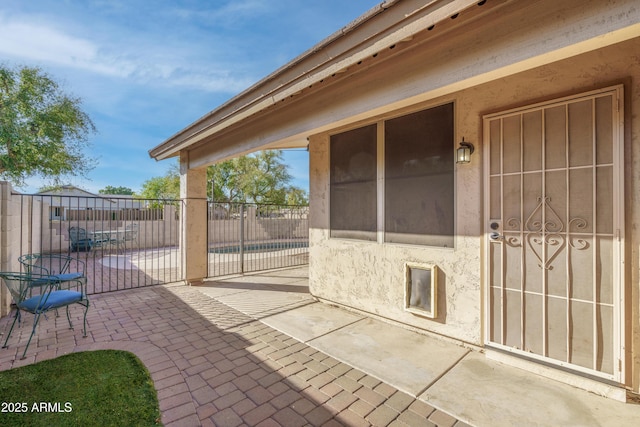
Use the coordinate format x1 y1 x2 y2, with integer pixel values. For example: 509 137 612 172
0 266 458 427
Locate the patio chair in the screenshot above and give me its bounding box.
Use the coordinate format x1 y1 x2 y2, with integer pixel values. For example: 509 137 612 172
18 253 87 289
0 272 89 359
69 227 93 252
123 224 139 250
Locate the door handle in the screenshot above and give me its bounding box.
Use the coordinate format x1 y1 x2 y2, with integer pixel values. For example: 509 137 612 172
490 232 504 241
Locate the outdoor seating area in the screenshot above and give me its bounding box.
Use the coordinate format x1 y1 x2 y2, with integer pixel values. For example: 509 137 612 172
69 226 138 254
1 253 89 359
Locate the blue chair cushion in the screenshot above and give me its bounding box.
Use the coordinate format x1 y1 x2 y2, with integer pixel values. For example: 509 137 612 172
19 290 83 312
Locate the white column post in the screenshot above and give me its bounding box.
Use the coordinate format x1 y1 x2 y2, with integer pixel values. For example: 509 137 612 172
180 152 208 284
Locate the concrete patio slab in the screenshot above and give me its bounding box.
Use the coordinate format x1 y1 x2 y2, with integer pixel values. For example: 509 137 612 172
261 301 364 343
269 266 309 278
308 317 470 398
422 351 640 427
215 271 306 286
200 270 310 297
197 283 254 299
214 287 314 319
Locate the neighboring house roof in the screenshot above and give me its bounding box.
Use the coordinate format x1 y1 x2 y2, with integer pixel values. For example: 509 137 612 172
34 185 106 199
33 186 143 209
34 186 135 200
149 0 640 167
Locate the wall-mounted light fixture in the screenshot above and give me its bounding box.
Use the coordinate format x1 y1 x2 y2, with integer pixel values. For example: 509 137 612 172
456 138 475 164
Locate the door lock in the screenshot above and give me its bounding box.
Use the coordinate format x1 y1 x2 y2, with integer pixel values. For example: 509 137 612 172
489 220 503 241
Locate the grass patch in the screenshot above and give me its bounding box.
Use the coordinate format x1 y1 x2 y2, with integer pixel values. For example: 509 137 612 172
0 350 161 426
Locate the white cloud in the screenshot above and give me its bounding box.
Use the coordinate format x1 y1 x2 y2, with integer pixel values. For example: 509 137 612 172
170 0 269 24
0 14 133 76
0 13 251 93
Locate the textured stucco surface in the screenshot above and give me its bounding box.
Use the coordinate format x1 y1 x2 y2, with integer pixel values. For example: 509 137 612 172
308 38 640 392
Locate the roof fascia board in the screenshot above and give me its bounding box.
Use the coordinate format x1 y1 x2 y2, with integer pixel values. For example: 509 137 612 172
149 0 479 160
183 0 640 169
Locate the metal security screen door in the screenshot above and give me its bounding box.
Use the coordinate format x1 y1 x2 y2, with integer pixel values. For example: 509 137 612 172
483 86 624 381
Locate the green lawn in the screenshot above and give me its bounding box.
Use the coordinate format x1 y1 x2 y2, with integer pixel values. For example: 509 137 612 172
0 350 161 426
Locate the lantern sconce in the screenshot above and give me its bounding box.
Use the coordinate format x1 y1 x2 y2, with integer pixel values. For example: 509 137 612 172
456 138 474 164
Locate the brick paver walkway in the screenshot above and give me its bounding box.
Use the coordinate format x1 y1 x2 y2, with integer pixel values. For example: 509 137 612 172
0 280 467 426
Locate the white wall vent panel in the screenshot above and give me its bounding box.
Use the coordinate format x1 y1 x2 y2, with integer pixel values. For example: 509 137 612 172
404 262 438 319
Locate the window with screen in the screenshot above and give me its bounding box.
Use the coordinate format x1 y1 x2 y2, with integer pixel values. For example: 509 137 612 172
384 103 454 247
330 124 377 240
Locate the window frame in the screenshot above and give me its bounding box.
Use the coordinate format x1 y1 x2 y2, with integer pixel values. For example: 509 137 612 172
328 100 457 249
383 102 455 248
329 123 378 241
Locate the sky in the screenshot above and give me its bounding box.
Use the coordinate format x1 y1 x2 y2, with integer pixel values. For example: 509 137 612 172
0 0 382 195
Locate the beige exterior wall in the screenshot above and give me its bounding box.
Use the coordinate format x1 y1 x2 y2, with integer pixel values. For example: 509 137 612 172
3 201 180 254
209 219 309 246
309 38 640 391
0 182 43 316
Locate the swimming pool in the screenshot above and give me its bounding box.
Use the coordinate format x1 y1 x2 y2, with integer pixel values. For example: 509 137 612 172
209 241 309 254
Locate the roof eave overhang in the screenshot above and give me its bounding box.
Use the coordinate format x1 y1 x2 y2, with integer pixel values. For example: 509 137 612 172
148 0 481 161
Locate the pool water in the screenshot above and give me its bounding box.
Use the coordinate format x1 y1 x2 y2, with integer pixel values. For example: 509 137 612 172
209 241 308 254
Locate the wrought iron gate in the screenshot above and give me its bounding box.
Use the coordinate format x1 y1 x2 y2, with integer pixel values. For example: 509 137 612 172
6 191 309 293
11 192 183 294
207 202 309 277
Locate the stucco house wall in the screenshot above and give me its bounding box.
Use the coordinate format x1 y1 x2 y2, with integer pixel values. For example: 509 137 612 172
309 38 640 387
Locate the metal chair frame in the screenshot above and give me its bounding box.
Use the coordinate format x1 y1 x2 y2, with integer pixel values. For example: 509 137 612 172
18 253 87 288
69 226 93 252
0 272 89 359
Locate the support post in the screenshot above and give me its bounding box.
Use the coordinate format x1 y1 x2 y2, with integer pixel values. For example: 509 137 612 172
180 152 208 284
239 203 245 273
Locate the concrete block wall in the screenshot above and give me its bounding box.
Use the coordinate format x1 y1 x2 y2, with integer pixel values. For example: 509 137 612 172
0 182 38 316
39 205 180 252
208 217 309 246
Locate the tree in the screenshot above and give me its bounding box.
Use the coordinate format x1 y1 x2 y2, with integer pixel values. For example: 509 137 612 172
285 187 308 205
0 65 96 186
37 184 64 193
208 151 307 205
137 163 179 201
241 151 292 204
141 150 308 205
99 186 134 195
207 156 249 203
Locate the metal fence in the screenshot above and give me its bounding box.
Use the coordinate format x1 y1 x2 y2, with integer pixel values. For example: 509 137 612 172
5 191 309 295
207 202 309 277
66 207 165 221
10 192 183 294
